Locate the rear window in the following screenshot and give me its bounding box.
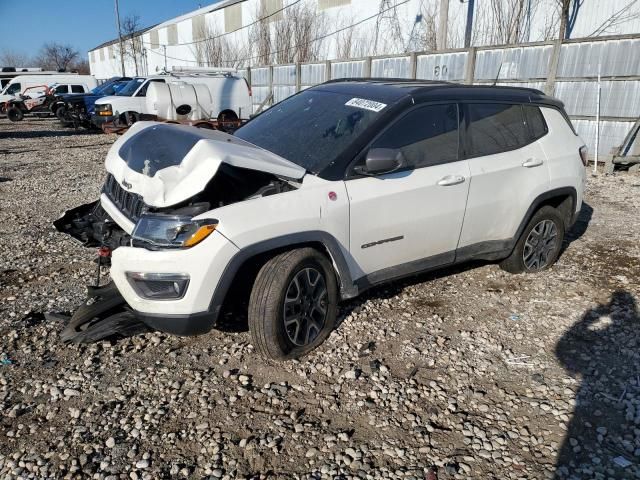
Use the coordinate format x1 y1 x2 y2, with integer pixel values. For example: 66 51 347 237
235 90 386 173
71 85 84 93
466 103 529 157
523 105 547 140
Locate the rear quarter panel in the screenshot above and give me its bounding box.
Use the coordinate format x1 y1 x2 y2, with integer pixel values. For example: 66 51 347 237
537 107 586 214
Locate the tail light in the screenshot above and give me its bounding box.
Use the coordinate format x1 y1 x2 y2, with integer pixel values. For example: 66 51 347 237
579 146 588 166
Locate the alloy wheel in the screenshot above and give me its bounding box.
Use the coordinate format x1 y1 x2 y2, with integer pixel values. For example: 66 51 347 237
283 267 328 346
523 219 558 271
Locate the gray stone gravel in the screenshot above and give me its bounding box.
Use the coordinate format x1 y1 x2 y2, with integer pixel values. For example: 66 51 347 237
1 118 640 479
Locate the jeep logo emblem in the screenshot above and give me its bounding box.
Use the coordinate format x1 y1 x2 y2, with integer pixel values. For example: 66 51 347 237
121 179 132 189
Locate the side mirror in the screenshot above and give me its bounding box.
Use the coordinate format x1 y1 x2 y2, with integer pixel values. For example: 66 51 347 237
355 148 405 175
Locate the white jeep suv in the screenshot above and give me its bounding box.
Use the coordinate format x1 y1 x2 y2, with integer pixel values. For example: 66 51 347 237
56 79 587 359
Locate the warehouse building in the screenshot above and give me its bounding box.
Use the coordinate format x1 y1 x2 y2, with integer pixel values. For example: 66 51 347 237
88 0 640 162
88 0 640 79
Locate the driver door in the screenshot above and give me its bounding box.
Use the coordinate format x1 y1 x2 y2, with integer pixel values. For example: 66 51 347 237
345 103 470 280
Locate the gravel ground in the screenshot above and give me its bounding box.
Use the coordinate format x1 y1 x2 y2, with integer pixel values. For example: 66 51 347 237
1 117 639 480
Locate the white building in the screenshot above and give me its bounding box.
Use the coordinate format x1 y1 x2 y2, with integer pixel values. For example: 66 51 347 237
89 0 640 80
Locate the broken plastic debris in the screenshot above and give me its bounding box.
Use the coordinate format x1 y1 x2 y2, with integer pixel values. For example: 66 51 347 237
613 456 632 468
509 314 521 321
1 357 13 366
426 466 438 480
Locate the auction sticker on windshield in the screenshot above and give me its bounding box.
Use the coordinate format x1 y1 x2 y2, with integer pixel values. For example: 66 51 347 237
345 98 387 113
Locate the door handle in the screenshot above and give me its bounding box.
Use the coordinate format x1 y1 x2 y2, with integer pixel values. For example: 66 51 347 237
437 175 465 186
522 158 544 168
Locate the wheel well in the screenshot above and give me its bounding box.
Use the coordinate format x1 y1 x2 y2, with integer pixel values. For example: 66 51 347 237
538 194 574 230
217 109 238 121
218 242 339 319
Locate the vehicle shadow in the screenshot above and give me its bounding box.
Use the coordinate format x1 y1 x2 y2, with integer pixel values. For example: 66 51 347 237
0 129 92 140
554 290 640 478
215 259 490 334
563 201 593 250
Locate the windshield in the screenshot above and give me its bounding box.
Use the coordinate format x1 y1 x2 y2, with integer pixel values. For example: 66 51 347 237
116 78 145 96
4 82 21 95
91 81 115 95
234 90 384 173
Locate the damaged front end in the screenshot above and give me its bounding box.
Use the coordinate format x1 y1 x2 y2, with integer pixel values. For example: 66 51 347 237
53 200 130 250
53 121 306 343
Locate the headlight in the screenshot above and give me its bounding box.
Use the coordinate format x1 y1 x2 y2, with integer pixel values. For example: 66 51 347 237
132 214 218 249
95 103 113 116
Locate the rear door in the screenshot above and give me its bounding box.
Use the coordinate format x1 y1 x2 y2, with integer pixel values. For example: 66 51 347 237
345 103 470 279
458 103 550 251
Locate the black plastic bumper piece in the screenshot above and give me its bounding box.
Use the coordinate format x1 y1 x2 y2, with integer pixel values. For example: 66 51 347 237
135 310 217 336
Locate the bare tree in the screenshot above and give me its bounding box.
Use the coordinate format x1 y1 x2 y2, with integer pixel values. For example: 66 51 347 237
0 49 31 68
249 3 272 65
250 2 326 65
70 58 91 74
487 0 531 44
557 0 584 39
36 42 79 71
192 22 247 68
589 0 640 37
335 23 355 59
291 3 326 63
122 15 143 75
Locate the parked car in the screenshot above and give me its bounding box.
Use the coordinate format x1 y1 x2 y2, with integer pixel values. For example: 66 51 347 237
91 72 251 129
56 76 132 127
55 79 587 359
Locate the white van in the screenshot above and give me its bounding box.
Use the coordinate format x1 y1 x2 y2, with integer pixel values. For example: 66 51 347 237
0 74 97 103
92 72 252 128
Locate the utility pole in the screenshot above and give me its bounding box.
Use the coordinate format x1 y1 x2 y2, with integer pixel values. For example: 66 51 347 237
437 0 449 50
163 45 167 71
464 0 475 48
114 0 125 76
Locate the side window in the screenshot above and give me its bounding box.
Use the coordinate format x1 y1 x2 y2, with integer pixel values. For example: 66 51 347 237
369 104 459 169
71 85 85 93
523 105 547 140
135 79 165 97
466 103 529 157
55 85 69 94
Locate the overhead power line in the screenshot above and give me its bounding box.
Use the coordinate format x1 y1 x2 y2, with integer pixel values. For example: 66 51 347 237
146 0 412 66
143 0 303 48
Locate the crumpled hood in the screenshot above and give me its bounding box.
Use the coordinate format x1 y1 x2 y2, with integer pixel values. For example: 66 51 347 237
105 121 306 208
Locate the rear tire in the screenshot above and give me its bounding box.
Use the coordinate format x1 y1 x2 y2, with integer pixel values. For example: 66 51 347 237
500 206 565 274
7 107 24 122
248 248 338 360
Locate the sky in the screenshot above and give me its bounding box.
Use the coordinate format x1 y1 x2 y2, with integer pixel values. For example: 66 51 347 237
0 0 220 61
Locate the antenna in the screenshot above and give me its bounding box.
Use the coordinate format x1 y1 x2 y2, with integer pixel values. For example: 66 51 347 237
492 63 503 86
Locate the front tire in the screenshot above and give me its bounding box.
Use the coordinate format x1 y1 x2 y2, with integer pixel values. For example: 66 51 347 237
500 206 565 274
55 105 67 120
248 248 338 360
7 107 24 122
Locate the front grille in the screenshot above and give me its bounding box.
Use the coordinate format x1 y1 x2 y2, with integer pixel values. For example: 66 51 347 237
103 173 146 222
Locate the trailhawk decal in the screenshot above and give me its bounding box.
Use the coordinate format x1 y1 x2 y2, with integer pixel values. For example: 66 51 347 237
361 235 404 249
345 98 387 113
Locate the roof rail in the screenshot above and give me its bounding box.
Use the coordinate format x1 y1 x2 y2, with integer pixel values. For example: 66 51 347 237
170 66 237 74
